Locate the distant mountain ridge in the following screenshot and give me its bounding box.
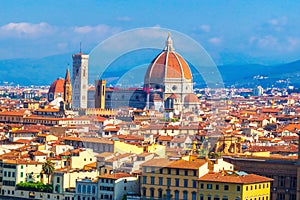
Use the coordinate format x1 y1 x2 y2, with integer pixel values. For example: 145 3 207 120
218 60 300 88
0 53 73 86
1 53 300 88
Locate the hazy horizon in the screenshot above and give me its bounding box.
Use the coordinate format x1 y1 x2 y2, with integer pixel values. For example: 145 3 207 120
1 1 300 65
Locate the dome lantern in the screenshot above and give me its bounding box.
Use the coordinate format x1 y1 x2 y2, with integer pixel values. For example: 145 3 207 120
164 32 174 52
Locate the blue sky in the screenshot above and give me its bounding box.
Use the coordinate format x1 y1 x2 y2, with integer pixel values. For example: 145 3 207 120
1 0 300 65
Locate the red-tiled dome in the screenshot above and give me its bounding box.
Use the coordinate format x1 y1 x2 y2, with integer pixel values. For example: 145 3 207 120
144 34 192 86
48 78 65 94
184 93 199 103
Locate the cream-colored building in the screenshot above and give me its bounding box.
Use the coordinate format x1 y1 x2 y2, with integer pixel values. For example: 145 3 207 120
68 148 96 169
52 168 98 194
32 151 47 162
2 188 75 200
36 134 59 143
9 129 40 142
98 173 139 200
52 144 74 156
1 159 44 197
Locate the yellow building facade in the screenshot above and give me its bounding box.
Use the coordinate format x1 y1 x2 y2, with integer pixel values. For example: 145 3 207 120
141 158 271 200
114 140 166 158
141 158 208 200
198 171 272 200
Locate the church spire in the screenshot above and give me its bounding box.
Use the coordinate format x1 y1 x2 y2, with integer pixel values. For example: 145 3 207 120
164 32 174 52
64 66 72 110
65 67 71 83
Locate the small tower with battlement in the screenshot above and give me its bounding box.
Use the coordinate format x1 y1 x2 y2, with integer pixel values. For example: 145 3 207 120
95 80 106 109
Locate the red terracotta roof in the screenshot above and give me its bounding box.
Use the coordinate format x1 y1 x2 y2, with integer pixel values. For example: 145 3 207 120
94 116 107 122
261 108 281 113
12 129 40 133
144 36 192 83
184 93 199 103
0 110 26 116
157 135 173 141
32 151 47 156
3 159 43 165
14 139 32 144
59 151 71 156
283 124 300 132
35 108 60 112
247 145 298 153
48 78 65 94
142 158 206 169
63 136 114 144
98 173 133 180
199 171 273 184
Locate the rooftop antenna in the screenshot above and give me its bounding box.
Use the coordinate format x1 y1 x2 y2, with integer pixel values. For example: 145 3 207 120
79 42 82 53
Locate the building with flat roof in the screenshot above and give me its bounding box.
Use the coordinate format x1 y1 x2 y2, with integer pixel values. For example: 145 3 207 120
140 158 234 200
223 156 298 200
199 171 272 200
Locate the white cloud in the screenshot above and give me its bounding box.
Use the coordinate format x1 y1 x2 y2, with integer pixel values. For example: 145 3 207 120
0 22 123 59
268 16 287 26
257 35 278 48
74 25 107 34
268 19 279 26
209 37 222 45
192 24 211 34
200 25 210 32
73 24 120 35
0 22 54 38
116 16 131 22
249 35 300 52
266 16 287 32
249 35 278 48
286 37 300 51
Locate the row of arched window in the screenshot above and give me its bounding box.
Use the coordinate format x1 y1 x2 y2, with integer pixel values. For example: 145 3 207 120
77 184 96 194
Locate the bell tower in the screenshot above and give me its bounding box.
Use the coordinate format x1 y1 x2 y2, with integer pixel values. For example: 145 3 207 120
72 47 89 109
64 68 72 109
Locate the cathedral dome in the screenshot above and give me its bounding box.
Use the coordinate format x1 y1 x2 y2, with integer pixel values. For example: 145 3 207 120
49 78 65 94
184 93 199 103
144 33 192 87
48 78 65 102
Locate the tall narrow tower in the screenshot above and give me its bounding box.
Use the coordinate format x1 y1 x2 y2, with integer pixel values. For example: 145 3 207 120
72 50 89 108
64 68 72 109
95 80 106 109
